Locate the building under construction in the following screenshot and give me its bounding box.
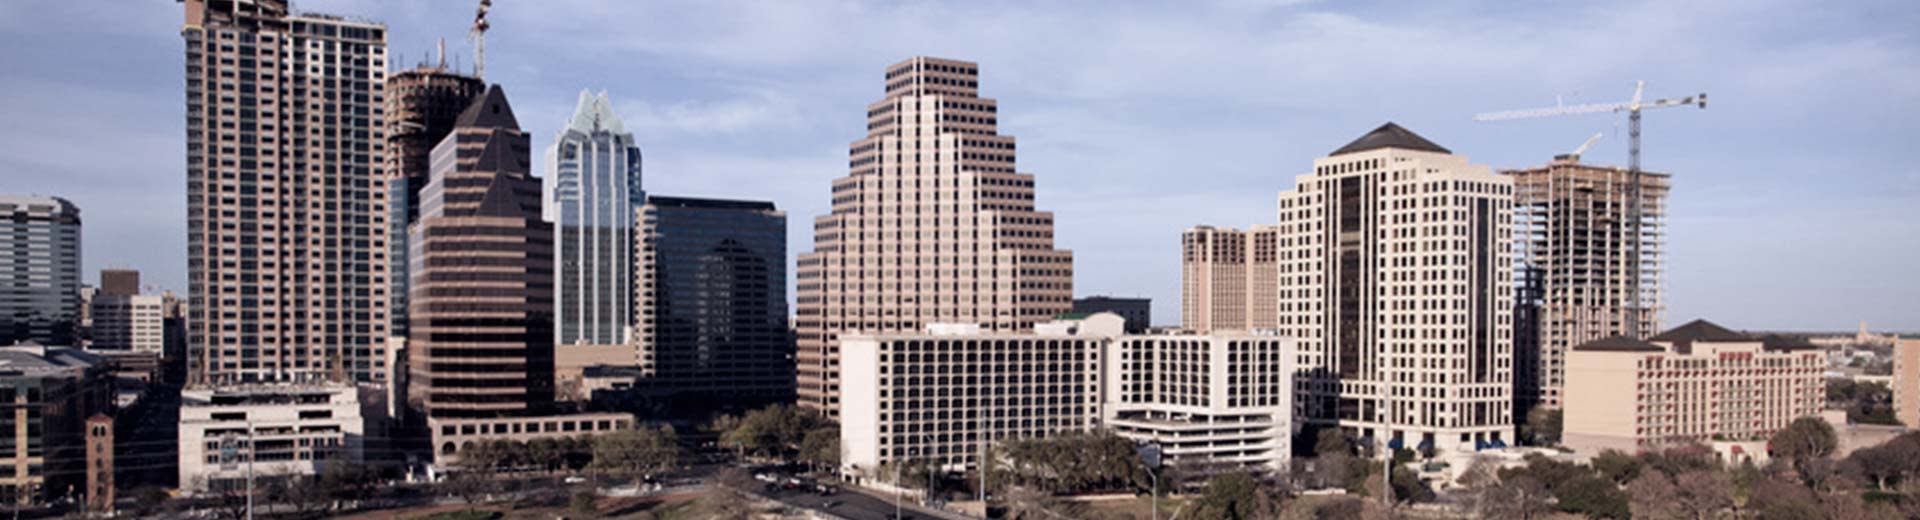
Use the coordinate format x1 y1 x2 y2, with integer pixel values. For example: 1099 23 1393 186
1508 154 1669 413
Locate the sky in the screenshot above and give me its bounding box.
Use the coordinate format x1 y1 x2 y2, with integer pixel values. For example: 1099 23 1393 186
0 0 1914 332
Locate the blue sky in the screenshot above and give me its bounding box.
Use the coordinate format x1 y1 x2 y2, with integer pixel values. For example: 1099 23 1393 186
1 0 1914 332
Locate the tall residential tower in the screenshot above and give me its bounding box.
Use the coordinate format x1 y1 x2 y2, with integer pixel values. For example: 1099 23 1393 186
796 57 1074 416
1180 225 1278 333
182 0 389 383
547 91 644 346
1506 154 1668 412
1276 123 1515 453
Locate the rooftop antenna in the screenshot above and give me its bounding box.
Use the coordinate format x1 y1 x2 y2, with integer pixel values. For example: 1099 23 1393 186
437 37 447 70
467 0 491 79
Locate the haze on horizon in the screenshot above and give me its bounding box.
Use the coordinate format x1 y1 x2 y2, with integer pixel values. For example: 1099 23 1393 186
0 0 1913 332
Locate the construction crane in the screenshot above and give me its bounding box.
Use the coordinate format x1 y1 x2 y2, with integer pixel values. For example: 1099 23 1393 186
1559 132 1605 162
1476 81 1705 338
467 0 491 79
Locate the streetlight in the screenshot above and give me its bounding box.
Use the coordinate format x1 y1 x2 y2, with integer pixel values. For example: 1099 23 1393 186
1137 442 1162 520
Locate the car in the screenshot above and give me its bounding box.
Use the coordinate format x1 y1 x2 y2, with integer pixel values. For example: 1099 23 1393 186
813 484 838 495
822 499 843 508
754 473 778 483
563 476 586 484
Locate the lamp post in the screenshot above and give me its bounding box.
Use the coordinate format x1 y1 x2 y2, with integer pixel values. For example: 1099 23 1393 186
1137 442 1162 520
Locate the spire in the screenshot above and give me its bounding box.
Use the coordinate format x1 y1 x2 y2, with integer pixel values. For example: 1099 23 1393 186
565 89 627 134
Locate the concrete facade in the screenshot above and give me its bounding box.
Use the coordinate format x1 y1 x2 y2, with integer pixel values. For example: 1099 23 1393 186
177 385 366 492
1277 123 1515 454
88 294 167 353
797 57 1074 417
1562 320 1825 454
1894 338 1920 428
182 0 391 384
1180 225 1278 333
1105 333 1294 477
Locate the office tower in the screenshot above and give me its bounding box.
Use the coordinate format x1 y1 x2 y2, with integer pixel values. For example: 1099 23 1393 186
796 57 1075 416
1564 320 1823 454
0 195 81 347
548 91 645 346
634 196 791 400
407 85 553 418
1071 296 1151 333
98 269 139 297
89 294 166 353
182 0 389 384
1507 153 1669 412
384 64 485 339
1181 225 1278 332
1276 123 1515 453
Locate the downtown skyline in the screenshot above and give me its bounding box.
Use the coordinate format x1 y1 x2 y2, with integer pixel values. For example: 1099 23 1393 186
1 0 1915 331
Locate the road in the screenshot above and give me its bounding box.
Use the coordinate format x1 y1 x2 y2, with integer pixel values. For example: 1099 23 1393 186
741 480 952 520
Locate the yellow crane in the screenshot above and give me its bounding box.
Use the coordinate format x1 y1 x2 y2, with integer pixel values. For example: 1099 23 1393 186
1476 81 1705 337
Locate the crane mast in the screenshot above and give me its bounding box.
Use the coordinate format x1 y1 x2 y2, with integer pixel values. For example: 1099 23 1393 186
1476 82 1705 338
468 0 491 79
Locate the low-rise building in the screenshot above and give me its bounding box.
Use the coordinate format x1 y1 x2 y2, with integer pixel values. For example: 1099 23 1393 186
0 345 112 506
428 412 634 467
1563 320 1826 454
839 313 1296 486
177 385 367 492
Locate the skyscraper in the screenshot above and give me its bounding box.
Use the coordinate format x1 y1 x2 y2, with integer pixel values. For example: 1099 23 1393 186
384 64 485 340
182 0 389 384
634 196 791 400
1276 123 1515 453
407 85 553 418
1180 225 1278 332
795 57 1074 416
1506 154 1668 412
0 195 81 347
547 91 644 346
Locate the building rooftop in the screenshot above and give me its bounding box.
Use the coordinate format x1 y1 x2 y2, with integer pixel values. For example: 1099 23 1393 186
1573 335 1666 352
0 345 99 376
647 196 777 211
1650 319 1750 343
1758 334 1822 352
455 84 519 130
1329 122 1451 157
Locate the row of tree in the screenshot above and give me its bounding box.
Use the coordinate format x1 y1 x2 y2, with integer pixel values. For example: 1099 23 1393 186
455 426 684 479
714 404 840 470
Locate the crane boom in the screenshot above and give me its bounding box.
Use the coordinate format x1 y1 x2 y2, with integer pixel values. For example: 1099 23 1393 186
1475 81 1706 340
467 0 491 79
1571 132 1604 157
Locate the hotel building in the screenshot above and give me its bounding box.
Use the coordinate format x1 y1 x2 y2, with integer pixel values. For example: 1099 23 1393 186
797 57 1074 417
1506 153 1669 412
0 195 81 347
1105 333 1294 476
1275 123 1515 453
548 91 645 346
1563 320 1825 453
1181 225 1278 333
182 0 390 384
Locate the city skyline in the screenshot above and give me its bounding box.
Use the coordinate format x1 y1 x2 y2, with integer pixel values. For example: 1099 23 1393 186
2 0 1915 331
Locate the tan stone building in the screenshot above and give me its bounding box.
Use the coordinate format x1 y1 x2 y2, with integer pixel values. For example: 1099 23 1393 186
182 0 391 384
1181 225 1278 332
1563 320 1825 454
1277 123 1516 454
1505 154 1669 413
796 57 1073 417
1895 337 1920 428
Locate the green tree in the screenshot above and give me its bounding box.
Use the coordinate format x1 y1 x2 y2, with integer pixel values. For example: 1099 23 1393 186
1189 472 1279 520
1523 407 1563 446
798 425 840 470
1481 475 1553 520
1313 429 1353 457
1553 474 1628 519
1770 416 1838 470
1389 466 1434 504
1591 449 1643 485
719 404 825 459
591 426 683 478
1497 454 1585 492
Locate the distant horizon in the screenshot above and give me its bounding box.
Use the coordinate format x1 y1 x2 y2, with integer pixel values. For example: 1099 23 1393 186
1 0 1914 331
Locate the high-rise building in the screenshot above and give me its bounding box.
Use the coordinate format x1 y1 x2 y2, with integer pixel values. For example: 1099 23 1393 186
635 196 792 400
548 91 645 346
796 57 1075 416
88 294 166 353
182 0 390 384
384 64 485 339
1276 123 1515 453
1563 320 1824 453
0 195 81 347
98 269 139 297
1507 153 1668 413
1894 337 1920 428
407 85 554 419
1181 225 1278 333
1071 296 1152 333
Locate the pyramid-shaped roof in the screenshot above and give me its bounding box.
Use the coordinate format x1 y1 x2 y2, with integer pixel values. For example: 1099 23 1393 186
1649 319 1750 343
456 84 519 130
1573 335 1666 353
1330 122 1450 156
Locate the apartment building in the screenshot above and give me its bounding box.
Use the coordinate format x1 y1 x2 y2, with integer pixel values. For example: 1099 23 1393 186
1180 225 1278 332
1105 333 1294 477
797 57 1074 417
1276 123 1515 454
182 0 391 384
1507 154 1669 413
1563 320 1826 453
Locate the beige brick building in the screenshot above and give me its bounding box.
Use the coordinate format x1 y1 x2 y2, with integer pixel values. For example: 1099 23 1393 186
1276 123 1515 454
1181 225 1278 332
796 57 1073 417
1894 337 1920 428
1563 320 1826 453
